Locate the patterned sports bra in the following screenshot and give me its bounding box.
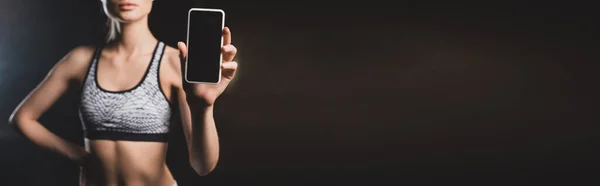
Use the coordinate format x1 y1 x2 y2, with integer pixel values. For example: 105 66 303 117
78 41 173 142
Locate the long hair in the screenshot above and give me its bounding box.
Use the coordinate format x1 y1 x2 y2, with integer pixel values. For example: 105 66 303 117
100 0 120 43
106 18 121 42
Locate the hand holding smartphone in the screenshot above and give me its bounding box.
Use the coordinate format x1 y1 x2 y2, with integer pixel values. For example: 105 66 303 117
185 8 225 84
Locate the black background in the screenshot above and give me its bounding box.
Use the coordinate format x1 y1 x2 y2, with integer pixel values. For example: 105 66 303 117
0 0 598 185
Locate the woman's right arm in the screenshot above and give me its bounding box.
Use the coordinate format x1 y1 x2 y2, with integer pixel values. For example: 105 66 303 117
8 46 94 164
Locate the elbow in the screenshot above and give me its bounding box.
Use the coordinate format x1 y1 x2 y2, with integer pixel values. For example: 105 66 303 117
8 112 21 130
8 112 30 136
189 157 219 176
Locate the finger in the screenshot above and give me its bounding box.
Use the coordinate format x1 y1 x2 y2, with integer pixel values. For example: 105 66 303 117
221 61 238 70
177 41 189 85
177 41 188 61
222 27 231 46
221 61 238 79
222 44 237 62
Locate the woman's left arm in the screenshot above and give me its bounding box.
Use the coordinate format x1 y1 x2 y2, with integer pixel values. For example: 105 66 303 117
175 27 238 176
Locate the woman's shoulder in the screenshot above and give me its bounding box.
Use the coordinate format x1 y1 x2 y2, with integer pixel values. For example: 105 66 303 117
160 44 184 73
158 43 189 89
50 45 98 80
162 44 181 64
62 45 97 67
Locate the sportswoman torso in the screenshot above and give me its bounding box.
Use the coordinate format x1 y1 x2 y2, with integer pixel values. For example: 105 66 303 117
77 40 180 186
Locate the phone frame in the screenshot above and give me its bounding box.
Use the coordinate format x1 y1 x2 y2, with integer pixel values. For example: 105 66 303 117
184 8 225 84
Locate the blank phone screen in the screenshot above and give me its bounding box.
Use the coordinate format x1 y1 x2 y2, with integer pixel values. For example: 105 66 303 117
186 10 224 83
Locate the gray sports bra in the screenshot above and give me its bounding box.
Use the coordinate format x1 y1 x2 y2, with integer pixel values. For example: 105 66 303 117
78 41 173 142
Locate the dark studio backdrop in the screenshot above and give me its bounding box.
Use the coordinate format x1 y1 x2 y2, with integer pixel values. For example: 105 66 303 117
0 0 598 185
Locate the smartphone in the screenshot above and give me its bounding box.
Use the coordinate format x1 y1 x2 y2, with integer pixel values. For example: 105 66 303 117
185 8 225 84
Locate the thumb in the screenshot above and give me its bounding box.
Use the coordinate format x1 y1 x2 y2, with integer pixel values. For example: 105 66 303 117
177 41 188 61
178 41 189 86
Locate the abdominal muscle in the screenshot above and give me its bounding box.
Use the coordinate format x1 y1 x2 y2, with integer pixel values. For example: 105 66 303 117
82 139 175 186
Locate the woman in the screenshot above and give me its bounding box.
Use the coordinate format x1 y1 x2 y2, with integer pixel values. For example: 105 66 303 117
8 0 238 185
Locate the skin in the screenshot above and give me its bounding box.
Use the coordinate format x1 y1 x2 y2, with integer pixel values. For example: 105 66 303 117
8 0 238 185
